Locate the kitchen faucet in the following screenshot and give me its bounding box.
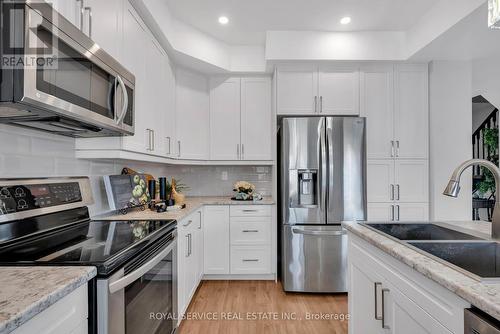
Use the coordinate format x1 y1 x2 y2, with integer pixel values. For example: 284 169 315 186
443 159 500 239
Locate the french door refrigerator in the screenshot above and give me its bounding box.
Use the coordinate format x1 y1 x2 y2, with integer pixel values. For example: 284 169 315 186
280 117 366 292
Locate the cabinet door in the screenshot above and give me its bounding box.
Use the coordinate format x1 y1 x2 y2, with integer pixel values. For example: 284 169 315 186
162 53 177 158
241 77 272 161
395 160 429 203
367 203 395 222
209 77 241 160
361 65 394 159
276 65 318 115
395 203 429 222
384 281 453 334
176 69 210 160
82 0 122 59
394 64 428 159
203 206 230 274
121 4 149 154
348 251 386 334
177 224 190 317
50 0 81 29
318 65 359 115
368 160 395 202
196 210 204 282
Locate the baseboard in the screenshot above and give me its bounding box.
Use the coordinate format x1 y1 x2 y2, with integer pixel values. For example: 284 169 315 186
203 274 276 280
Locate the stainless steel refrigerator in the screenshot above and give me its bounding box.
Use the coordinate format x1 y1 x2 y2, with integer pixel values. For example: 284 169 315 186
280 117 366 293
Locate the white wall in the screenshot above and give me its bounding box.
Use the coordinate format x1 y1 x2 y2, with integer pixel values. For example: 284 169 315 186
429 61 473 221
472 57 500 110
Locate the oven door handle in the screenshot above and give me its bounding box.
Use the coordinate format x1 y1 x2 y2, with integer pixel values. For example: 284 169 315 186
108 239 176 294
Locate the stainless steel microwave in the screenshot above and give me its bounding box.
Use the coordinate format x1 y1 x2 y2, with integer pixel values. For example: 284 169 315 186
0 0 135 137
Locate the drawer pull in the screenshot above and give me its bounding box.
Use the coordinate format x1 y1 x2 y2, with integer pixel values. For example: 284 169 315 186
183 220 193 227
242 259 259 262
242 209 259 212
242 230 259 233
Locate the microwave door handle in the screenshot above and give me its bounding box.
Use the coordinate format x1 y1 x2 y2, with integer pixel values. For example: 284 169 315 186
108 239 175 294
115 75 128 125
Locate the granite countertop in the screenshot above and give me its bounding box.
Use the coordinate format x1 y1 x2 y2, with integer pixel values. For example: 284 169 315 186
96 196 275 221
343 220 500 320
0 266 96 334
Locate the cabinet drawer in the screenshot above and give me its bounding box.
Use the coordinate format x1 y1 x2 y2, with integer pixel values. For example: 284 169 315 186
231 218 271 245
179 210 201 232
230 246 271 274
230 205 271 217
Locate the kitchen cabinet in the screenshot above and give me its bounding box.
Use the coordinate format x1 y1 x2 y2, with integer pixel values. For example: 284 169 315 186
394 64 429 160
367 203 429 222
362 64 428 160
12 284 88 334
360 65 394 160
209 77 272 161
367 203 394 221
348 232 469 334
177 210 203 319
176 69 210 160
80 0 122 60
318 65 359 115
203 206 230 275
50 0 82 30
276 65 360 115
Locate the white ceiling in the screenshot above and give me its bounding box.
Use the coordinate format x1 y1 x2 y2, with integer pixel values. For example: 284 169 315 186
165 0 439 45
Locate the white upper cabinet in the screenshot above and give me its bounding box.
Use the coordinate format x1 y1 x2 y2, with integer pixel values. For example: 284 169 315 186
395 160 429 203
210 77 241 160
176 69 210 160
277 65 318 115
318 65 359 115
50 0 82 29
361 65 395 159
209 76 272 161
367 160 395 203
277 64 360 115
394 64 429 160
81 0 122 59
162 54 177 158
240 77 272 161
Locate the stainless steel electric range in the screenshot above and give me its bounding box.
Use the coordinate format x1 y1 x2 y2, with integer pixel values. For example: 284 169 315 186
0 177 177 334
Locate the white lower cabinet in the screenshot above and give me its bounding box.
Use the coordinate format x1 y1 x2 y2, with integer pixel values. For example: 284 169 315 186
348 233 469 334
177 209 203 320
13 284 88 334
203 206 230 275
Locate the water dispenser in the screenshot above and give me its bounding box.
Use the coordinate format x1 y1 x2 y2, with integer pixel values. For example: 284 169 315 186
298 170 317 206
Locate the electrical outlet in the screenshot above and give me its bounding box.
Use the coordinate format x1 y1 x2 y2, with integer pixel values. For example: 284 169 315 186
221 171 228 181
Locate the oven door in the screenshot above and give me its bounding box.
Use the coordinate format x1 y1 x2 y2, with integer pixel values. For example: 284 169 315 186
20 5 134 135
98 237 177 334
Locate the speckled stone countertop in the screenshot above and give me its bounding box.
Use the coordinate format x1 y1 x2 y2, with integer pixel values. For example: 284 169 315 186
342 220 500 320
95 196 275 221
0 266 96 334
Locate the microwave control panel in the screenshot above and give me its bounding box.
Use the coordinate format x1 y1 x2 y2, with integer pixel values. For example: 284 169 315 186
0 182 82 215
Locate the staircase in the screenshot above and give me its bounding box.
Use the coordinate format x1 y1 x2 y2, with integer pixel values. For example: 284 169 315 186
472 105 498 221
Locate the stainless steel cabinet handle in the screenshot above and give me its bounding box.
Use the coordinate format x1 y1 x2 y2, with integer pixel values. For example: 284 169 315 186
166 137 171 155
242 259 259 262
396 205 400 221
314 96 318 113
76 0 84 30
183 219 193 227
146 129 152 151
396 140 400 157
396 184 400 201
320 96 323 113
390 184 394 201
198 211 202 229
374 282 382 320
242 209 258 212
185 234 189 257
189 234 192 256
151 130 155 151
391 205 395 221
391 140 395 157
237 144 240 160
241 144 245 160
178 141 181 158
242 230 259 233
381 288 390 329
84 6 92 38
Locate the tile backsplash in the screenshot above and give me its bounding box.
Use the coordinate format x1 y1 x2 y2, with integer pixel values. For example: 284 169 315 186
0 125 274 216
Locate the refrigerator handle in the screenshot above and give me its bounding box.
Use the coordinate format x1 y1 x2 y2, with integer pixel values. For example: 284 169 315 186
319 119 327 216
326 121 334 215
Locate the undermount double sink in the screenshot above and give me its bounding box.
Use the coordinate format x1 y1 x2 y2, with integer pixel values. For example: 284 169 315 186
363 223 500 281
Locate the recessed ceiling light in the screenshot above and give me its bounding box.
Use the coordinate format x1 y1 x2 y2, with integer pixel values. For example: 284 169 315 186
340 17 351 25
218 16 229 25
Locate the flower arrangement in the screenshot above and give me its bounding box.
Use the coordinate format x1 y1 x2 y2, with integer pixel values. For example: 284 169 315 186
233 181 256 200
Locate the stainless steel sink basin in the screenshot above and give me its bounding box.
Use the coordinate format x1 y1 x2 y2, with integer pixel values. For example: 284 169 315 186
364 223 481 241
408 241 500 279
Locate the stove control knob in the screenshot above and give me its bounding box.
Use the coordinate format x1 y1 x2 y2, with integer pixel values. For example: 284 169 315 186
0 188 10 198
17 199 27 210
15 188 25 198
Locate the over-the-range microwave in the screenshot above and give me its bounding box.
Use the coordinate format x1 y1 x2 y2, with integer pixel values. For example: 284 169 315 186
0 0 135 137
